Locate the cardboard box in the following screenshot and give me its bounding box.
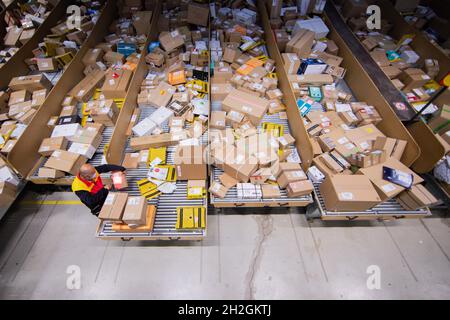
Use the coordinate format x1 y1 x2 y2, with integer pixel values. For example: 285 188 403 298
0 166 20 186
222 89 270 126
70 127 103 145
373 137 396 157
287 180 314 198
288 74 334 85
209 181 228 198
68 69 105 102
99 192 128 221
277 170 307 188
44 150 87 175
397 184 438 210
370 50 390 67
210 81 234 101
51 123 82 139
82 48 104 66
38 137 68 156
38 167 65 179
37 58 58 72
123 196 148 225
4 26 22 46
341 0 368 19
130 132 186 150
0 181 16 205
262 184 282 199
90 100 119 126
67 143 97 159
60 105 77 117
320 174 381 211
9 74 53 92
357 157 424 201
391 140 407 161
159 31 184 52
399 68 431 92
101 69 133 99
219 173 239 189
210 111 226 130
122 153 140 169
174 145 207 180
286 28 314 58
103 51 124 65
187 2 209 26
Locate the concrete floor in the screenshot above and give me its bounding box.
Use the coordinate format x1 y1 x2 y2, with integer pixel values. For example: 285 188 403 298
0 190 449 300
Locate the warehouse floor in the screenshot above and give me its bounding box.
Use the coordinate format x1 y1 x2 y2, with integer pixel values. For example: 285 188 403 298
0 190 449 300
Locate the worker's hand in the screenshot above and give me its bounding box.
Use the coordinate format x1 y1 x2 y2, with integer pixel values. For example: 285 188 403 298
105 184 112 190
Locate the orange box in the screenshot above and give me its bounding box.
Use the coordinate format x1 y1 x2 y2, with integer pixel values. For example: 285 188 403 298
168 70 186 85
111 206 156 232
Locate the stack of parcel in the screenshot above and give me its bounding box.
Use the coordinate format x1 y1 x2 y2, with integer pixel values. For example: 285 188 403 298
96 0 210 238
270 3 439 213
207 2 314 207
0 1 104 211
31 2 150 184
1 0 55 66
337 0 450 197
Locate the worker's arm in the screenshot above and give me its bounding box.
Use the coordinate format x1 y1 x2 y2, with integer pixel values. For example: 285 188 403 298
75 188 109 214
95 164 126 174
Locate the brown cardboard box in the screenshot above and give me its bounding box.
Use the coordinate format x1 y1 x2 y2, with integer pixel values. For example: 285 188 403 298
122 152 140 169
103 51 125 64
37 58 58 72
70 127 103 145
381 66 402 79
357 157 424 201
130 132 186 151
223 151 258 183
286 29 314 58
159 31 184 52
219 173 239 189
90 100 119 126
187 2 209 26
8 90 30 106
60 105 77 117
210 111 226 130
18 28 34 45
132 11 153 35
44 150 87 175
101 69 133 99
4 26 22 46
397 184 438 210
399 68 431 91
277 170 307 189
287 180 314 198
82 48 104 66
288 74 334 85
320 175 381 211
370 50 390 67
38 137 68 156
274 162 303 178
210 82 234 101
31 89 48 108
373 137 396 157
38 167 65 179
174 145 207 180
209 181 228 198
9 74 53 92
122 196 148 226
214 65 233 83
68 69 105 102
222 89 270 126
391 139 407 160
99 192 128 221
262 184 282 198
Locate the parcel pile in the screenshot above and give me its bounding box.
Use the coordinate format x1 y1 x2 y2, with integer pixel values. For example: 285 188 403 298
340 0 444 115
34 5 152 180
206 2 314 202
0 74 53 155
101 0 211 231
24 1 104 73
274 3 439 212
1 0 55 66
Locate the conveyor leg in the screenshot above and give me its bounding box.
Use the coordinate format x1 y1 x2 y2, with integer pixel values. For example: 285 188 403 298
306 202 321 222
121 237 132 241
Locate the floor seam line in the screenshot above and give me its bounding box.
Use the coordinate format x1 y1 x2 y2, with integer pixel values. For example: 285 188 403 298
419 219 450 264
307 222 329 283
289 213 309 283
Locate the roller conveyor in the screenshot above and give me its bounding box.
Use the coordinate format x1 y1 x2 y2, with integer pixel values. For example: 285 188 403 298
96 105 208 240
